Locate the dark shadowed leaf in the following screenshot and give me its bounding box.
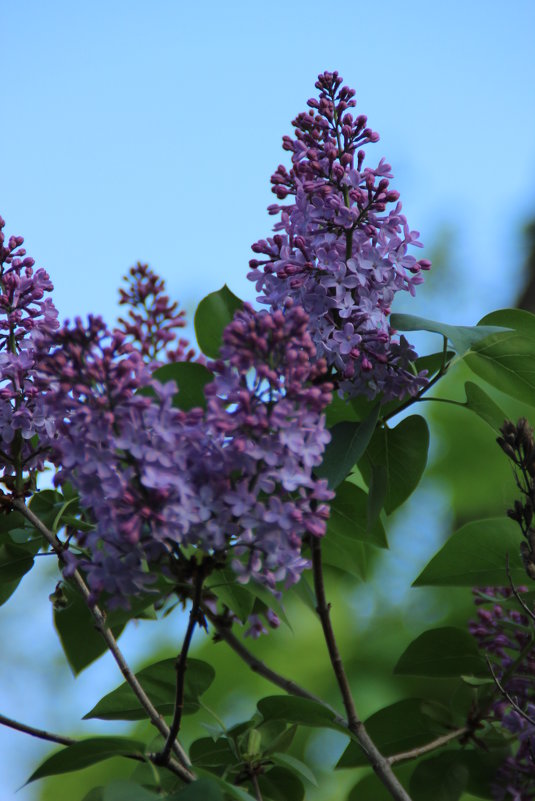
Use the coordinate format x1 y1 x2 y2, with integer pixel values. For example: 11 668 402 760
189 737 236 768
463 381 507 432
27 737 145 783
329 482 388 548
393 627 487 677
257 696 346 733
84 657 215 720
194 285 244 358
409 753 468 801
258 766 304 801
413 518 526 587
0 542 34 583
359 416 429 514
270 753 317 786
54 583 125 675
165 777 224 801
193 770 257 800
102 781 160 801
336 699 441 768
140 362 213 411
315 405 380 488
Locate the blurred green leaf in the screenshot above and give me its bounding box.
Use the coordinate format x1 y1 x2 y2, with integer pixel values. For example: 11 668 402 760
0 542 34 583
166 777 224 800
413 518 526 587
393 627 487 678
359 415 429 514
102 781 160 801
315 405 380 488
270 753 318 786
194 285 243 358
27 737 145 783
207 570 255 623
84 657 215 720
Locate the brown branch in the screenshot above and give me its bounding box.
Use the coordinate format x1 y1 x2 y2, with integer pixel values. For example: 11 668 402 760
388 727 469 765
157 567 205 764
310 537 413 801
12 498 194 782
486 657 535 728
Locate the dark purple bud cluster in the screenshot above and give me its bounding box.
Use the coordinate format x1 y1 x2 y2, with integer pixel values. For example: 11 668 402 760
470 587 535 800
248 71 430 400
38 303 333 607
498 419 535 580
0 218 59 491
117 262 196 364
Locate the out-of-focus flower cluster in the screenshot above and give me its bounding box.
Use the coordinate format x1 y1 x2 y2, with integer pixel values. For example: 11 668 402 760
117 262 196 364
38 300 333 607
0 217 58 491
248 70 430 400
470 587 535 800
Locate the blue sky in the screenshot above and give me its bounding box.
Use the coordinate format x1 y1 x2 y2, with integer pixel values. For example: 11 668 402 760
3 1 535 330
2 2 535 798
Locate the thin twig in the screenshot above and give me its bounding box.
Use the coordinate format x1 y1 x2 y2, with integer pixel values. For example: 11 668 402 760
310 537 413 801
12 498 195 782
158 567 205 764
0 712 187 779
506 556 535 625
486 657 535 728
251 771 264 801
0 713 75 746
388 727 469 765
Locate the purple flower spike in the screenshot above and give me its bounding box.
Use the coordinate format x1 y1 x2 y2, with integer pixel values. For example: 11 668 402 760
249 70 430 401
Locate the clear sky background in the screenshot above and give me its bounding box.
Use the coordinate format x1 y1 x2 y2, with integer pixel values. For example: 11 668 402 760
2 1 535 799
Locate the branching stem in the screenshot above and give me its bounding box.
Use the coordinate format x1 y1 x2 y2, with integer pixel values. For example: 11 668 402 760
310 537 413 801
12 498 195 782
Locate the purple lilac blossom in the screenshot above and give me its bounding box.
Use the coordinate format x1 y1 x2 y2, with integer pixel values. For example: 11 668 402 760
0 217 58 489
248 70 430 400
39 303 333 607
116 262 197 365
470 587 535 799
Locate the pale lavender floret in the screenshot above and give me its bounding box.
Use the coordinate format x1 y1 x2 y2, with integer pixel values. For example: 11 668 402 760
249 71 430 401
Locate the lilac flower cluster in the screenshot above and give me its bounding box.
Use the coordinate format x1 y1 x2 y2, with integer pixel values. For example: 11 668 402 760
470 587 535 800
117 262 196 364
248 71 430 400
39 303 333 606
0 218 58 491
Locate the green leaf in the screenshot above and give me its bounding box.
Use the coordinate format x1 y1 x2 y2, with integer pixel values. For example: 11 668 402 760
166 777 224 801
463 381 507 432
257 696 346 734
140 362 213 411
189 737 236 768
367 463 388 529
194 285 244 358
337 699 441 768
390 313 509 355
29 489 63 529
321 524 367 580
348 773 411 801
359 416 429 514
54 583 125 675
329 482 388 549
315 404 380 488
27 737 145 783
207 570 255 623
464 309 535 406
270 753 318 786
409 753 468 801
258 766 304 801
194 769 257 801
325 393 359 428
414 350 455 378
413 517 526 586
102 781 160 801
0 542 34 583
393 627 487 677
84 657 215 720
